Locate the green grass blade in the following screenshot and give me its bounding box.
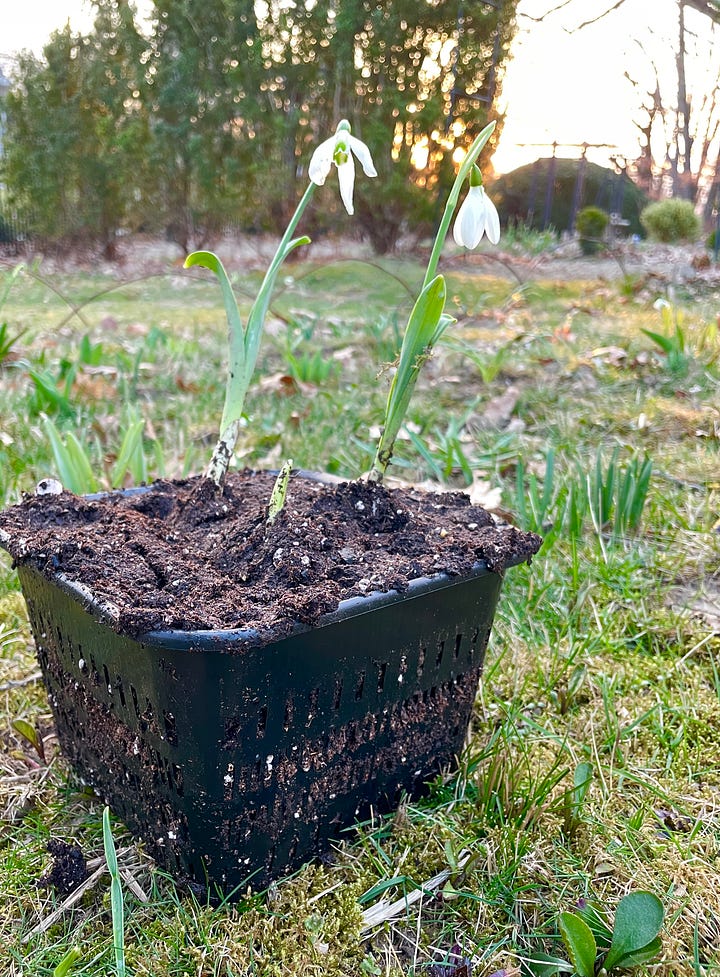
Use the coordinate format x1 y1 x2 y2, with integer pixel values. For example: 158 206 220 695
102 807 126 977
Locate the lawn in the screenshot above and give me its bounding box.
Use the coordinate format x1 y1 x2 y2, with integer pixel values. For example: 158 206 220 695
1 238 719 976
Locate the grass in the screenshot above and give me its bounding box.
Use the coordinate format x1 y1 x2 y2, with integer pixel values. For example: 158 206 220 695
1 240 719 976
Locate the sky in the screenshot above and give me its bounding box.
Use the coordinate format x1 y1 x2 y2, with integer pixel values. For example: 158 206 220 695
1 0 716 175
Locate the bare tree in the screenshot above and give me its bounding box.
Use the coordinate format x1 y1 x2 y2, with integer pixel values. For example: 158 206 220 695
526 0 720 205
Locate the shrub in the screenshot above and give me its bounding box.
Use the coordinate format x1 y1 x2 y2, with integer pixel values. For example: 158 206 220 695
706 228 719 252
490 158 649 236
640 198 700 242
575 206 609 255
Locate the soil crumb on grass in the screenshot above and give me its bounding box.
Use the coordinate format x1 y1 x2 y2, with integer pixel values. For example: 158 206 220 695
39 839 88 896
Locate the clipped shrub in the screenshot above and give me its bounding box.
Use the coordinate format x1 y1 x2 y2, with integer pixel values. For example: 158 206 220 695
490 158 649 236
576 206 609 255
640 198 700 242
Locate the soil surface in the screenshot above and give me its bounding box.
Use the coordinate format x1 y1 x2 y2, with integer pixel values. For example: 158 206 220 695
0 471 541 640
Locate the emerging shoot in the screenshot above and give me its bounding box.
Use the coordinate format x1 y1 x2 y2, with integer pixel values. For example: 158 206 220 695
267 460 293 526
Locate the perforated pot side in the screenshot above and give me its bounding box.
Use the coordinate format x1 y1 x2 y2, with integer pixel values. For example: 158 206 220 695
18 560 505 894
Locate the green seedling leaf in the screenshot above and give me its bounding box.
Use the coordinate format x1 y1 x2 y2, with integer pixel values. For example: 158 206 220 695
29 367 75 416
604 891 664 972
12 718 46 762
571 762 593 813
559 911 597 977
44 418 98 494
65 433 99 493
53 946 82 977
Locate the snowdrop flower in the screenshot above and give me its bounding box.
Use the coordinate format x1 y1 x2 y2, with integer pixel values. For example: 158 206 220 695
453 165 500 248
308 119 377 216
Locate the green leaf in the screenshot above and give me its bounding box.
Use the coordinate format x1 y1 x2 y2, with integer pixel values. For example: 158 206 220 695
371 274 446 478
267 459 293 525
185 250 247 431
522 951 574 977
64 433 100 494
29 367 74 416
604 892 664 972
44 418 98 495
110 419 145 489
559 911 597 977
53 947 82 977
571 762 593 814
102 807 126 977
610 936 663 970
640 328 675 355
12 718 46 762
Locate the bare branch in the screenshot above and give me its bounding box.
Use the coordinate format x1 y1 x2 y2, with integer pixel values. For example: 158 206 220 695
685 0 720 24
570 0 627 31
528 0 720 30
520 0 579 23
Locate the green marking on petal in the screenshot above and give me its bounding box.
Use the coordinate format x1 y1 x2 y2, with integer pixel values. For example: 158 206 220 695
333 142 350 166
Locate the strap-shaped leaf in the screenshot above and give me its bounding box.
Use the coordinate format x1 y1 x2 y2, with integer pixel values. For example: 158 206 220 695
559 911 597 977
44 418 98 495
640 328 675 355
604 892 664 972
267 459 293 525
184 250 247 432
111 419 145 489
384 274 446 432
371 274 446 479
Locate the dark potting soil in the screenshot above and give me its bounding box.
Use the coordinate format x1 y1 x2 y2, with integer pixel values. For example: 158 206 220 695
0 471 542 641
38 838 89 895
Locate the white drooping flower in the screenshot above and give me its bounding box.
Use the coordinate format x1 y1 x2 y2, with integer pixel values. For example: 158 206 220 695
308 119 377 215
453 165 500 248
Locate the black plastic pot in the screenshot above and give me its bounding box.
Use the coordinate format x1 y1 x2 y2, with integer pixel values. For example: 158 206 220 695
11 552 511 893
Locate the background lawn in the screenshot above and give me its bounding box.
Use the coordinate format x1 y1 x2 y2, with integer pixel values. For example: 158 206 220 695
1 238 719 976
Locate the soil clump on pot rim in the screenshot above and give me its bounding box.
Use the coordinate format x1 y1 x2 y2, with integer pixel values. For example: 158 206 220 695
0 470 542 642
